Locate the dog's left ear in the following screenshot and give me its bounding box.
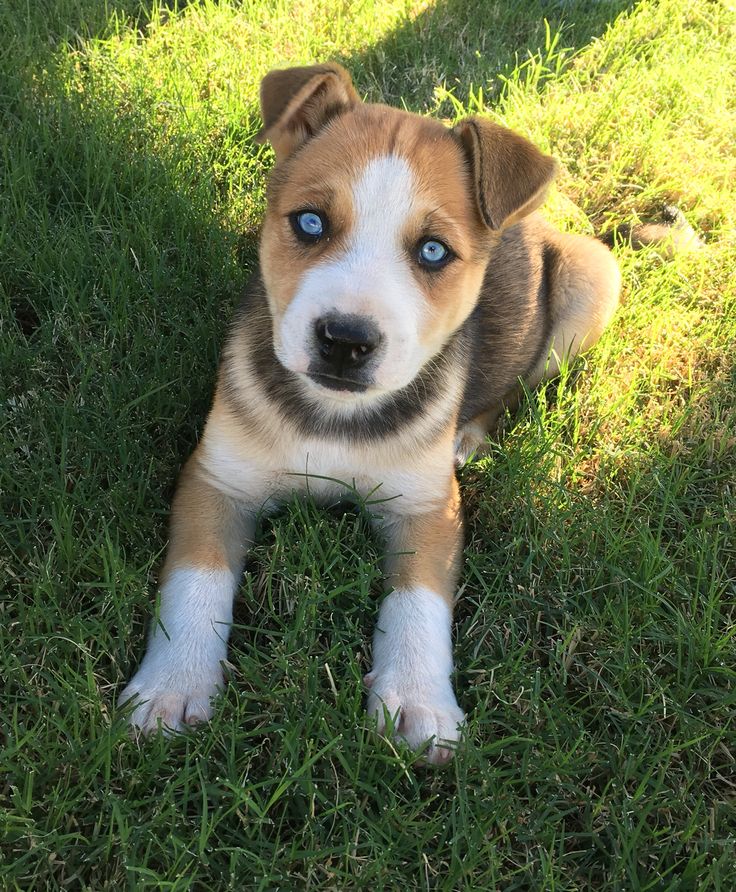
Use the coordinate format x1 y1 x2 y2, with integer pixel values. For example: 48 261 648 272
453 117 558 230
256 63 360 162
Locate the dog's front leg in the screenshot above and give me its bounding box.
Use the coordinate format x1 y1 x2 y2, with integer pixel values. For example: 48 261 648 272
367 477 466 765
119 454 254 733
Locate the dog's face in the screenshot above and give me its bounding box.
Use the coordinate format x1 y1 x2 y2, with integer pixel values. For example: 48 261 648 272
257 64 556 402
260 107 490 398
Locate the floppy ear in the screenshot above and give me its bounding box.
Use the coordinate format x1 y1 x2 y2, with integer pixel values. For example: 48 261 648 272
453 117 558 230
256 63 360 162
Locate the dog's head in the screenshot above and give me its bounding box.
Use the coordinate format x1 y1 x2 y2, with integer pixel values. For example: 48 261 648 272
256 63 556 403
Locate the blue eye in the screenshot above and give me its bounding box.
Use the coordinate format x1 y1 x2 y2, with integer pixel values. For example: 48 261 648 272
292 210 326 241
418 238 451 267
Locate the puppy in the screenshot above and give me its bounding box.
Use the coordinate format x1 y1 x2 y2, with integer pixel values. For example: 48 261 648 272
120 63 620 764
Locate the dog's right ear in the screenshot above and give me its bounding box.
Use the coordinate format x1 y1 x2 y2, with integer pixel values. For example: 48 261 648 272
256 63 360 162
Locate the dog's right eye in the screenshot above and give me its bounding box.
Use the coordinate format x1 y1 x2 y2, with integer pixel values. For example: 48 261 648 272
290 210 327 243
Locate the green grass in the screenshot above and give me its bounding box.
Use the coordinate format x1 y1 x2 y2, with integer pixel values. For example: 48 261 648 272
2 0 735 887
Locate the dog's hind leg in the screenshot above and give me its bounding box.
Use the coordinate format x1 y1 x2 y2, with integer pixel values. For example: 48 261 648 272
119 453 254 734
527 232 620 388
365 474 466 766
455 233 621 463
454 405 504 463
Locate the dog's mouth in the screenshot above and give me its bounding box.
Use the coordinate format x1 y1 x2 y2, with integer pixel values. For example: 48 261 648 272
307 372 369 394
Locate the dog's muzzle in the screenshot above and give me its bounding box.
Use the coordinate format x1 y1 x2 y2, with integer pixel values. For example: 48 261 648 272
308 313 381 392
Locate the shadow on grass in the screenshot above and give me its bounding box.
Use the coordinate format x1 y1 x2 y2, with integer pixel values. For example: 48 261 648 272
1 50 253 620
2 0 192 47
346 0 637 109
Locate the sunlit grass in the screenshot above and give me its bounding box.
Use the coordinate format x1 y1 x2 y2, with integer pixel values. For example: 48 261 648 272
1 0 734 887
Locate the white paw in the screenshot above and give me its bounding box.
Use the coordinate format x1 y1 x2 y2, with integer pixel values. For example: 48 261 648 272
119 565 236 734
365 671 465 765
118 658 223 735
367 587 464 765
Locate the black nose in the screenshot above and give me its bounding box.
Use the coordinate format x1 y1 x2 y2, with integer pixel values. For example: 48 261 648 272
314 315 381 373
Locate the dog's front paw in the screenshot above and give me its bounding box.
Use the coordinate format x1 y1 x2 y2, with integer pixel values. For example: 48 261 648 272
365 672 465 765
118 658 223 735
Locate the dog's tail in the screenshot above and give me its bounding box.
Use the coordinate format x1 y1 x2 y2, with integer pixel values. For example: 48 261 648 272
599 205 704 258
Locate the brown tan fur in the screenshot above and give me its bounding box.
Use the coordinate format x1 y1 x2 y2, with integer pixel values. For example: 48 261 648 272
381 473 464 603
162 455 253 577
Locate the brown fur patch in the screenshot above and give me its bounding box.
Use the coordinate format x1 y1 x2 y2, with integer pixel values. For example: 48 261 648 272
381 473 464 606
163 453 253 579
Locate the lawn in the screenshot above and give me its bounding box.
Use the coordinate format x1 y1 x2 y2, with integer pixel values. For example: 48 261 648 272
1 0 735 888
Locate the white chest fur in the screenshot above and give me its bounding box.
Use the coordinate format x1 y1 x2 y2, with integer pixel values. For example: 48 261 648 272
199 415 452 516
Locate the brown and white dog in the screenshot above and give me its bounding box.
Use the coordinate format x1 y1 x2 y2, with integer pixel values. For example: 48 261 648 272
119 63 620 764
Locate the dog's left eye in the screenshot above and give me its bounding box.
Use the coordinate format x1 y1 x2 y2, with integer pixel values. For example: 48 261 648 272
291 210 327 242
417 238 451 268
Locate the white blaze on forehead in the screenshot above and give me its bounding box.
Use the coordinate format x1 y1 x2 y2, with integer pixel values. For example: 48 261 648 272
348 154 418 264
